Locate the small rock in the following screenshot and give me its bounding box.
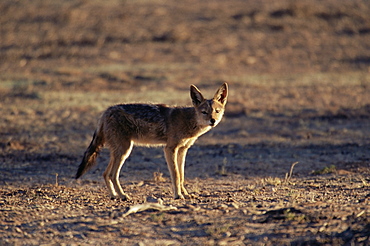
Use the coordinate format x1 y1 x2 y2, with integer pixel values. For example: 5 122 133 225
231 202 239 209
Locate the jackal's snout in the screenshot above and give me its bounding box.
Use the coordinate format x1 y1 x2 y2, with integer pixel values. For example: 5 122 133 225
210 118 216 126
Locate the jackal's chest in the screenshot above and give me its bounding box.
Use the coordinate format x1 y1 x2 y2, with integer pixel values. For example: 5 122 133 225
193 126 212 138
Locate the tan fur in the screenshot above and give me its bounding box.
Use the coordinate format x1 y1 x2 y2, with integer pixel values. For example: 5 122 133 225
76 83 228 199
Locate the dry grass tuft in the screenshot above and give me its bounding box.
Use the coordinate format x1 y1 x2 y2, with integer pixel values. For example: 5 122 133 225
153 172 167 183
312 165 337 175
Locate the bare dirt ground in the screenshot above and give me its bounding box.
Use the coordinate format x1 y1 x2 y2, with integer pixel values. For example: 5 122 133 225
1 0 370 245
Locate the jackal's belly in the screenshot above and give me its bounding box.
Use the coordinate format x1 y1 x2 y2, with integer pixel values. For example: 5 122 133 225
132 135 167 147
127 119 168 145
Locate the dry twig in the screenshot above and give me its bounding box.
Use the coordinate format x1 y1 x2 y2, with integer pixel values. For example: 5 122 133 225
122 201 177 218
284 162 299 183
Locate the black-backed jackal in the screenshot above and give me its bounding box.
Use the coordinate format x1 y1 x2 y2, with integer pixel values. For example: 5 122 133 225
76 83 228 199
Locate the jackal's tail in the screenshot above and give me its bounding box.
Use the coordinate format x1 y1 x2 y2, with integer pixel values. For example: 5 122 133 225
75 122 104 179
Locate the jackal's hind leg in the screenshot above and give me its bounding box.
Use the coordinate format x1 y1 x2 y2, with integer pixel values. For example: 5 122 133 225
103 141 133 200
103 160 118 198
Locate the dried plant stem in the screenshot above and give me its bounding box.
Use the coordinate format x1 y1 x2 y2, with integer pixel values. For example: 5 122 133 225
285 162 299 183
122 202 177 218
55 173 59 187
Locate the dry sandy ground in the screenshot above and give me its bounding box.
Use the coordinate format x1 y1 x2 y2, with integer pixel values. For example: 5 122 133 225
0 0 370 245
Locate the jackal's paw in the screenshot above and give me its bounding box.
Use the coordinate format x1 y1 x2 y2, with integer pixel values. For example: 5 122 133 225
174 193 196 199
110 194 131 201
120 194 131 201
186 193 198 199
174 194 185 200
181 188 189 196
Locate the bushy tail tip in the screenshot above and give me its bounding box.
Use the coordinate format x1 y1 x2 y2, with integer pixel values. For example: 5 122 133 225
75 130 103 179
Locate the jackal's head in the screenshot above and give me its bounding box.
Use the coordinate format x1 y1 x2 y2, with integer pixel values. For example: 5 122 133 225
190 83 228 127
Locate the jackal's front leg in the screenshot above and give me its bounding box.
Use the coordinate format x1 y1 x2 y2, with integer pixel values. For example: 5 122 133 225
177 146 190 197
164 146 183 199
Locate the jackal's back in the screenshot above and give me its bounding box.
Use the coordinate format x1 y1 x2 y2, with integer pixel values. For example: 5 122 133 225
103 104 170 145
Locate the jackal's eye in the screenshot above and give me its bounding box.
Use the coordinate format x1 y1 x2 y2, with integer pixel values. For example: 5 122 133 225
215 109 220 113
201 111 208 115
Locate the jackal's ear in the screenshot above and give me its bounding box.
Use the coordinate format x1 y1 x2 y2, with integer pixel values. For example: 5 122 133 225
190 84 205 107
213 82 228 106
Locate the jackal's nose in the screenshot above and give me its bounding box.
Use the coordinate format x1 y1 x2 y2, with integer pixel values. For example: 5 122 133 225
210 118 216 126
